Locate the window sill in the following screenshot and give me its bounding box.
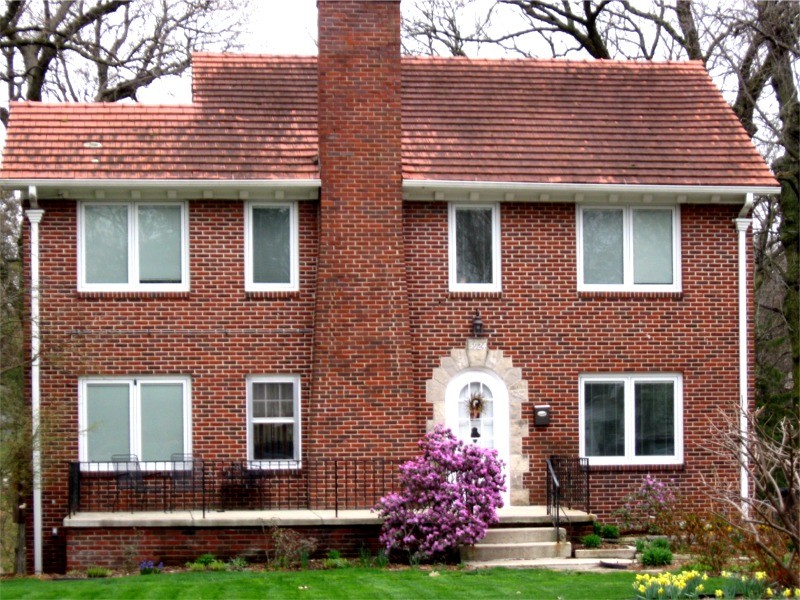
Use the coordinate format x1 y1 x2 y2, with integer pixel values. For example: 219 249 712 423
77 291 191 300
448 291 503 300
588 463 685 473
578 291 683 300
245 291 301 300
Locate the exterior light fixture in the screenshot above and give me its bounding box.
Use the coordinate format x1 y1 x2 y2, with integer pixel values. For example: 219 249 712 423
471 310 484 337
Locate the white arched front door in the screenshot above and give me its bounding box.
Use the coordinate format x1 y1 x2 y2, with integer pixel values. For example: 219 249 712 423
445 369 510 506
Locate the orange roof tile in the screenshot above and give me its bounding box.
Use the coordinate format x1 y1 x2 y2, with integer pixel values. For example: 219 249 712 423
0 53 778 188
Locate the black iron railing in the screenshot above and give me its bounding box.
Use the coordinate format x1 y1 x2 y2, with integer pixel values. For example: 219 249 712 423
67 457 401 518
546 455 590 535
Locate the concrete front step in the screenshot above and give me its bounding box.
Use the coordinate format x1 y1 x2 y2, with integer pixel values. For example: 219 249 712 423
482 527 565 544
463 557 636 571
574 546 637 560
462 540 573 562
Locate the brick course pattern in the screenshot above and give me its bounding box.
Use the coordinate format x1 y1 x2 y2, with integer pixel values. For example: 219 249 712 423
25 196 749 571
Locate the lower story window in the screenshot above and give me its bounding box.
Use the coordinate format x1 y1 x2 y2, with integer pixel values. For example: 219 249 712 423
579 374 683 466
247 375 301 464
79 377 191 464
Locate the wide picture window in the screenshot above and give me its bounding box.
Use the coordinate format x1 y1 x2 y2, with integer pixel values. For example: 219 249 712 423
578 205 680 292
79 202 188 292
580 374 683 466
79 377 191 465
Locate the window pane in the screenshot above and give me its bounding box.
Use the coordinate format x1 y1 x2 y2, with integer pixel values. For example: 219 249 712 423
633 210 673 284
252 207 291 284
140 383 184 461
85 205 128 284
138 205 182 283
583 209 623 284
86 384 130 461
635 382 675 456
253 423 294 460
456 208 493 284
584 382 625 457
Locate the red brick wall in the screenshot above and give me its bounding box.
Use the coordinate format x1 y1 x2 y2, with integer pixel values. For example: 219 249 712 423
314 0 415 459
404 201 746 520
27 196 749 571
65 525 383 571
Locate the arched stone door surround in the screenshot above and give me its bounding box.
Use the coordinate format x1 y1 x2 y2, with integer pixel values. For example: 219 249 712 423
426 340 530 506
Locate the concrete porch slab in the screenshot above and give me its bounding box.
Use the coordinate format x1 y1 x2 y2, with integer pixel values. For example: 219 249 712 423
64 505 593 528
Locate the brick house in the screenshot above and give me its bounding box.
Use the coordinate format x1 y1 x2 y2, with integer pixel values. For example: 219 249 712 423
0 0 779 573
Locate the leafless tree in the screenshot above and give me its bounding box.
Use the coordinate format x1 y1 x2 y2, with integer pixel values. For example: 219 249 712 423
0 0 250 128
0 0 251 573
705 405 799 587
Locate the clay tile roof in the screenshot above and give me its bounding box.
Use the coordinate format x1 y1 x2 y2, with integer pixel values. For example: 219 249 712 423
0 53 778 188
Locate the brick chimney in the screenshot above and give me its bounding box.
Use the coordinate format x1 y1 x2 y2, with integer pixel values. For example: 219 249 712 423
312 0 414 457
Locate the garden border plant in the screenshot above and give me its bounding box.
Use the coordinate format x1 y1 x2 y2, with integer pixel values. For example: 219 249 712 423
375 425 505 563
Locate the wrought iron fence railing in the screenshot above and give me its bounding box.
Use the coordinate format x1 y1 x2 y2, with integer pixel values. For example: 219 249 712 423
68 457 402 518
545 455 590 536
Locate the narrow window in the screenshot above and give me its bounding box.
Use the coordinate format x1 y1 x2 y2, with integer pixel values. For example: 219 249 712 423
245 202 298 291
449 204 501 292
247 376 301 464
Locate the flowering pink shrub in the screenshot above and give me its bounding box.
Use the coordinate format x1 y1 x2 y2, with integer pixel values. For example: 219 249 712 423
375 425 505 561
615 475 677 533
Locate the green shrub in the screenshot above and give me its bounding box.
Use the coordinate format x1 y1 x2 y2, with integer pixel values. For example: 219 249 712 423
582 534 602 548
323 549 349 569
600 524 620 540
641 545 673 566
194 553 216 566
186 561 208 572
650 537 670 550
635 539 646 553
374 549 390 568
593 521 602 535
227 557 248 571
86 566 111 578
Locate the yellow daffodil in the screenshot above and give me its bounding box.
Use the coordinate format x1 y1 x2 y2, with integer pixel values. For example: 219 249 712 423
766 588 774 598
716 589 725 598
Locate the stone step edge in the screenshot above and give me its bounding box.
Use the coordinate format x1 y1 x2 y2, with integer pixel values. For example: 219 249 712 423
463 557 636 570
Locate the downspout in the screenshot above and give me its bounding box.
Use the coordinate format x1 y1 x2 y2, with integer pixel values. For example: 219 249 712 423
25 193 44 575
735 193 754 511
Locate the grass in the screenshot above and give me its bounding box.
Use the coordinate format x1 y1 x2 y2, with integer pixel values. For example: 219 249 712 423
1 567 637 599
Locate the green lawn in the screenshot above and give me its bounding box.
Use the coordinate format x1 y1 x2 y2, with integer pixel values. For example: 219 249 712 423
1 567 638 599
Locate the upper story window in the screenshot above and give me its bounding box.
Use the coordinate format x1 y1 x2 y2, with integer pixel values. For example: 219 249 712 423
79 376 191 466
579 373 683 466
247 375 301 465
577 205 680 292
78 202 188 292
449 203 501 292
245 202 299 292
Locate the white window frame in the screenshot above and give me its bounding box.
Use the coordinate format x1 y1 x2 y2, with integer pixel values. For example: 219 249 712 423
78 376 192 469
576 205 681 292
448 203 502 292
579 373 683 466
244 201 299 292
77 201 189 292
246 375 302 468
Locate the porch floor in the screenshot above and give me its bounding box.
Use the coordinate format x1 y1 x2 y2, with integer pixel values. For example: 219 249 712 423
64 505 594 528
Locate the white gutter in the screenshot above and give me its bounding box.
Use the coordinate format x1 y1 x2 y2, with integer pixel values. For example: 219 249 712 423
403 179 782 197
1 178 321 191
735 193 754 511
25 205 44 575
